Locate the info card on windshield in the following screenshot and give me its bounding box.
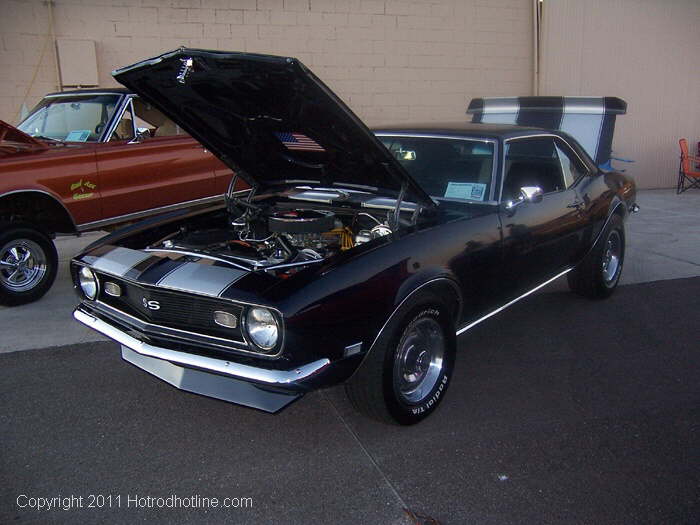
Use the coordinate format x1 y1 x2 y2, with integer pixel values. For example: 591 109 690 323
444 182 486 201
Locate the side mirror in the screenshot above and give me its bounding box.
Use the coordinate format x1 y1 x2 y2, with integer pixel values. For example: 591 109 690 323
505 186 543 214
129 127 151 143
136 127 151 141
519 186 543 203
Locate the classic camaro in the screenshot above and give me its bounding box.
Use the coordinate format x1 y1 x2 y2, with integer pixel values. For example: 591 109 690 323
71 49 637 424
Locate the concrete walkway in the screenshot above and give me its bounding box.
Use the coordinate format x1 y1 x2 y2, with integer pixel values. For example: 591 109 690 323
623 189 700 284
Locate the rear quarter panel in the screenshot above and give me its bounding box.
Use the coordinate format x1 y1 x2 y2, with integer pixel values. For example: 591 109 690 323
579 169 635 251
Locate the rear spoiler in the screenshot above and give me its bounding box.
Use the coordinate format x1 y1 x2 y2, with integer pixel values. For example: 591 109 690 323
467 97 627 166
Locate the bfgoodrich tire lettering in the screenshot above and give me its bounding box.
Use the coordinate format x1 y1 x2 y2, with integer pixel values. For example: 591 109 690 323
0 223 58 306
346 295 456 425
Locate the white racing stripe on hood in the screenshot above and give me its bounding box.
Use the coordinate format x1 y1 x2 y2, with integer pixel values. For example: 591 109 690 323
91 247 154 277
156 261 246 297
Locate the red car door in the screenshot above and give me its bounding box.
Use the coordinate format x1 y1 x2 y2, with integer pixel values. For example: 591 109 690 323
96 97 217 221
131 97 217 209
145 135 218 209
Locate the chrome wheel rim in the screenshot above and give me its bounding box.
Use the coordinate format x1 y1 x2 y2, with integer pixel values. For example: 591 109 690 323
0 239 48 292
602 230 622 284
394 317 445 404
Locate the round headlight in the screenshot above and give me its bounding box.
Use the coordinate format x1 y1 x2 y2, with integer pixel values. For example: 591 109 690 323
79 266 98 300
245 307 279 351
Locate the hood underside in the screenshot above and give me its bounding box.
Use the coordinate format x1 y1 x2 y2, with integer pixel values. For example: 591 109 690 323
112 48 433 207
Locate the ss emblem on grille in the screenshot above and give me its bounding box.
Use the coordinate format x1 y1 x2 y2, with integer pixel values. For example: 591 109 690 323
142 298 160 310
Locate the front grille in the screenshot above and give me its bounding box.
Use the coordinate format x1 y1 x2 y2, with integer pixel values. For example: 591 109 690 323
95 273 246 343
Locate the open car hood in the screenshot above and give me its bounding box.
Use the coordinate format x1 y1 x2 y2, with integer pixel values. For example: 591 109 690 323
0 120 49 152
113 48 433 207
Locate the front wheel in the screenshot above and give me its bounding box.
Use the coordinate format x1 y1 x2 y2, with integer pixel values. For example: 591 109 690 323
0 224 58 306
568 213 625 299
346 298 456 425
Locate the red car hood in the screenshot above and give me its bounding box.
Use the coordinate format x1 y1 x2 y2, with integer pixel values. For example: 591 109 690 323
0 120 49 157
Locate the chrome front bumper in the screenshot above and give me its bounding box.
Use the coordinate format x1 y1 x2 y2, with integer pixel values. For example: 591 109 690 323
74 306 330 412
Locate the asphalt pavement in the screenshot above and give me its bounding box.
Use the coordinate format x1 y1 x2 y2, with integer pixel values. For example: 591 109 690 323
1 189 699 524
2 277 698 524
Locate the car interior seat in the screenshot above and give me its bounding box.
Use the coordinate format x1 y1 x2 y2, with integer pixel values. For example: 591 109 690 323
111 119 134 141
154 119 182 137
503 161 563 201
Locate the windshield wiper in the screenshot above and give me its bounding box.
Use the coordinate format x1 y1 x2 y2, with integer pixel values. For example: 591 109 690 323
31 135 65 144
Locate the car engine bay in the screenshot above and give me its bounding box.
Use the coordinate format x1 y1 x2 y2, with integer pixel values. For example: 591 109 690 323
145 186 403 277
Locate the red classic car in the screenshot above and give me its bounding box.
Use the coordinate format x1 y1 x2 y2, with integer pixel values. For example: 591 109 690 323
0 88 239 305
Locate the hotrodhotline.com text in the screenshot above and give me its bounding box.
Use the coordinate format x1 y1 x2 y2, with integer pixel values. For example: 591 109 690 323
16 494 253 511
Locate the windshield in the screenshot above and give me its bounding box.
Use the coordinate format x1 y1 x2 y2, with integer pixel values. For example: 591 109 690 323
379 136 495 203
17 94 122 142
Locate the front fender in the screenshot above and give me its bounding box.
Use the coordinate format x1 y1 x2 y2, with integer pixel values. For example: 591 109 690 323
76 204 226 257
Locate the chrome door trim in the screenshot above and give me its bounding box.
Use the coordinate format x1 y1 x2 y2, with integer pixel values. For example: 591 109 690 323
455 268 572 336
96 93 131 142
75 194 225 231
44 92 128 98
104 97 136 142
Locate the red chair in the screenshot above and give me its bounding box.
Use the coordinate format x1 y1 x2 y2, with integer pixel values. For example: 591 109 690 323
678 138 700 193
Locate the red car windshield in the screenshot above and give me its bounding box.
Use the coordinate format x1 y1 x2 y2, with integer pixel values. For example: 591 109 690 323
17 94 122 143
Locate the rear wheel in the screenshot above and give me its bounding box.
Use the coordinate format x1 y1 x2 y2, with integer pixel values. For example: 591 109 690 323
568 214 625 299
0 224 58 306
346 297 455 425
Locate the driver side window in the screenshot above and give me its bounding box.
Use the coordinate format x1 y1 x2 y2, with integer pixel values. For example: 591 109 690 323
132 98 187 138
502 137 568 201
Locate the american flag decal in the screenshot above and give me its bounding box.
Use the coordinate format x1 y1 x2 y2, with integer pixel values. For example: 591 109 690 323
274 132 325 152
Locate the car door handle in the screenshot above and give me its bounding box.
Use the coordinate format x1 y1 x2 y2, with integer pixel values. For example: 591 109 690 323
567 199 585 210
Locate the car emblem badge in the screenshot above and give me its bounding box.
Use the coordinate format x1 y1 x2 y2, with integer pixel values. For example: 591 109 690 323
176 57 194 84
142 297 160 310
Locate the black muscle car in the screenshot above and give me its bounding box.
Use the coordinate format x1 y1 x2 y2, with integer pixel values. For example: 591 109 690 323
71 49 637 425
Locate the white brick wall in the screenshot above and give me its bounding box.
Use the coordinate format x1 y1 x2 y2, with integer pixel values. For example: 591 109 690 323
0 0 533 127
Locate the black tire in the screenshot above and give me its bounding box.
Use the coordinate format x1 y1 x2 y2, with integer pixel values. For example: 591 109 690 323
567 213 625 299
0 223 58 306
345 295 456 425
